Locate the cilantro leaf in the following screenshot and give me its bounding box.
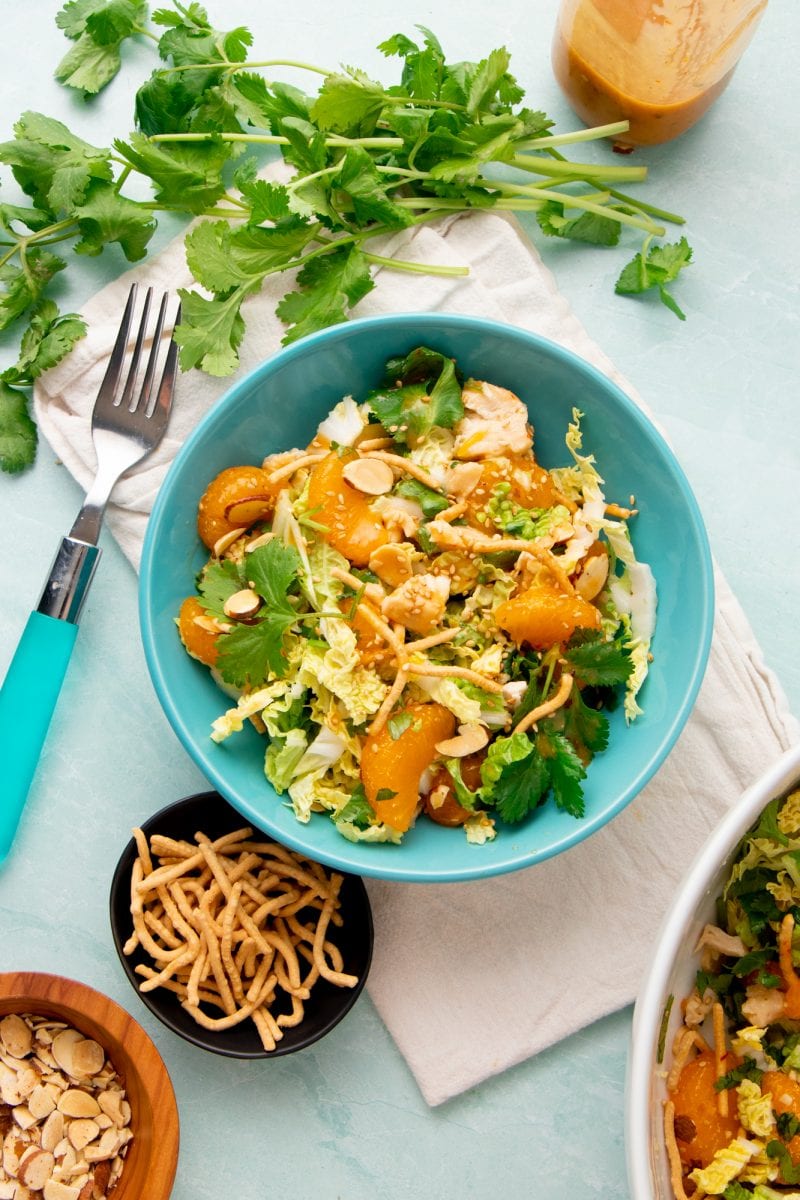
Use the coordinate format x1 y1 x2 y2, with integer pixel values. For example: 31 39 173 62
750 795 790 846
367 347 463 444
0 250 67 333
0 112 113 214
766 1141 800 1183
184 219 315 294
275 244 374 346
562 689 610 757
73 180 157 260
0 381 37 473
196 557 244 620
563 631 634 687
216 540 302 686
113 132 230 213
483 737 550 824
615 236 693 320
777 1112 800 1141
537 200 622 247
173 286 248 376
538 728 587 818
1 300 86 385
311 70 387 137
55 0 148 95
337 784 375 828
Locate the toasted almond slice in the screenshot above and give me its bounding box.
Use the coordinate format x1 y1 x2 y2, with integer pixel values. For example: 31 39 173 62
211 527 246 558
40 1112 64 1154
0 1180 16 1199
0 1017 32 1061
50 1033 82 1079
12 1105 37 1131
434 723 489 758
82 1129 119 1163
245 530 275 553
67 1120 99 1153
0 1066 21 1108
18 1146 56 1190
15 1067 40 1100
43 1181 81 1200
91 1160 111 1197
95 1094 122 1128
28 1085 57 1121
342 457 395 495
222 588 263 621
69 1042 104 1082
57 1092 100 1120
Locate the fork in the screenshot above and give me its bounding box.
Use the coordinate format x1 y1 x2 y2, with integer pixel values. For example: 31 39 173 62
0 284 179 862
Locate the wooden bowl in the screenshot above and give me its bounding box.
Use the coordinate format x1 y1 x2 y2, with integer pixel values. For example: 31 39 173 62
0 971 179 1200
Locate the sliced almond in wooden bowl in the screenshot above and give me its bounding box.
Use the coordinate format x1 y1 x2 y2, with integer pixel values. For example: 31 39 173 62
0 973 179 1200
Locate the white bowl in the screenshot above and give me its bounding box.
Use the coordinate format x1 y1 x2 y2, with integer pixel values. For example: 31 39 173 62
626 741 800 1199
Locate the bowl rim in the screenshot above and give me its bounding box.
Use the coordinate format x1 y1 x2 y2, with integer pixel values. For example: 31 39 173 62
625 740 800 1200
108 790 374 1059
139 311 715 883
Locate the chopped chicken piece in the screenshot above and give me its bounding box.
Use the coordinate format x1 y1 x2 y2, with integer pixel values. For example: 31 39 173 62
444 461 483 499
741 983 786 1026
381 573 450 636
683 987 717 1028
373 494 423 541
694 923 748 962
454 380 532 460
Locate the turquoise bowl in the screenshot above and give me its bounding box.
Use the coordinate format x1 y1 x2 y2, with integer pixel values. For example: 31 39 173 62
139 313 714 883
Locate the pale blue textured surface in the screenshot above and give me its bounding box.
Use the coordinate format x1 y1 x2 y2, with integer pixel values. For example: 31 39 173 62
0 4 797 1199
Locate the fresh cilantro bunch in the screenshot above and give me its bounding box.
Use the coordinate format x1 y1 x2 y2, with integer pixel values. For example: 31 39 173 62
0 1 693 473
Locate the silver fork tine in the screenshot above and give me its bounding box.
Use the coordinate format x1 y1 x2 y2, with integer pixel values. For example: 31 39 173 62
94 282 139 411
149 302 180 424
137 292 168 418
117 286 152 413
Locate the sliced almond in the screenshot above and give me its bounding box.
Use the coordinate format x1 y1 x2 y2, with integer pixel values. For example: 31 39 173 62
15 1067 40 1100
0 1180 16 1199
50 1033 83 1080
342 457 395 495
43 1181 81 1200
28 1085 56 1121
444 461 483 499
244 530 275 553
68 1042 103 1082
0 1066 21 1108
82 1129 119 1163
368 542 415 588
94 1095 122 1128
0 1017 32 1061
12 1106 37 1131
223 496 273 525
222 588 263 621
91 1160 111 1197
434 723 489 758
40 1112 64 1155
67 1121 99 1153
56 1092 100 1120
18 1145 55 1190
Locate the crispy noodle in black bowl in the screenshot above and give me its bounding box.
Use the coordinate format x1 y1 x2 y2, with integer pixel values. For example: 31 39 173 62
109 791 374 1058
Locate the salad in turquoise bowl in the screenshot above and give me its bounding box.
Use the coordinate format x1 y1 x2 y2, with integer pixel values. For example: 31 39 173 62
139 313 713 883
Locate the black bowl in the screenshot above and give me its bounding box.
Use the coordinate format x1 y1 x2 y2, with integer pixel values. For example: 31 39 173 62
109 791 373 1058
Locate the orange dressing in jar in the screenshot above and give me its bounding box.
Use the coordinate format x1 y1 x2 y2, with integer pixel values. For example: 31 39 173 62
552 0 768 147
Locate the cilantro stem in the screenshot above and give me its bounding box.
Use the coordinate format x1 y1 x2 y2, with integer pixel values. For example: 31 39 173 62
149 131 406 150
363 251 469 277
605 187 686 225
517 121 631 149
157 58 334 77
512 153 647 183
482 182 665 235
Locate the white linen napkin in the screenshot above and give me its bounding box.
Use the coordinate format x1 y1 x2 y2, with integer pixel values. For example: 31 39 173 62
34 184 799 1107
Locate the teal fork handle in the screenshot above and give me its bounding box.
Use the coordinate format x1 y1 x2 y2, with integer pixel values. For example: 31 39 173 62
0 611 79 863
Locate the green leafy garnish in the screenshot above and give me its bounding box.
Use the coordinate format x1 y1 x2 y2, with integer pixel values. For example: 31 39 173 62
713 1056 763 1091
478 723 587 823
777 1112 800 1141
562 630 634 687
766 1140 800 1184
1 7 693 473
367 348 463 445
216 540 302 686
337 783 375 828
615 235 693 320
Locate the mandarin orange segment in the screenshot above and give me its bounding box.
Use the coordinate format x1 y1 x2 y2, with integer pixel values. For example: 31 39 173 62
495 582 601 650
361 702 456 833
197 464 281 550
763 1071 800 1166
178 597 220 667
670 1050 741 1168
307 452 388 567
339 599 389 668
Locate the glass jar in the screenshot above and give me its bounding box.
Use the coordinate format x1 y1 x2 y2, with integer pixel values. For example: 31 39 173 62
552 0 768 148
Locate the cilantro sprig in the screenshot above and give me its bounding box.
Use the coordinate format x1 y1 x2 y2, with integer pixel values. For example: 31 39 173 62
0 3 693 473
